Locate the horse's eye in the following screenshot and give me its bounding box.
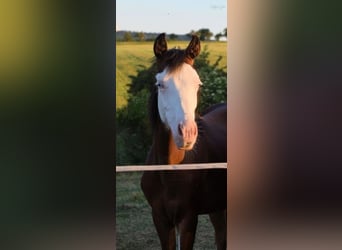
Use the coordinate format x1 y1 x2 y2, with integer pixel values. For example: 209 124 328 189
156 82 166 89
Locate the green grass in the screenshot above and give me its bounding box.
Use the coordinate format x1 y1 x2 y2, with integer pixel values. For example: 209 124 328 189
116 172 218 250
116 41 227 109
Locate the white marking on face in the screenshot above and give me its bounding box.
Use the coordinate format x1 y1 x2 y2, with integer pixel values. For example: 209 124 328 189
156 63 202 149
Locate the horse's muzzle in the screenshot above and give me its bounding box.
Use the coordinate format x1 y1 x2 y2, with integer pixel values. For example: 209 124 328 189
177 121 198 150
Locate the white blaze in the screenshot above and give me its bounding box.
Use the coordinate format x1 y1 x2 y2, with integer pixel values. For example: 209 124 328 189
156 63 202 149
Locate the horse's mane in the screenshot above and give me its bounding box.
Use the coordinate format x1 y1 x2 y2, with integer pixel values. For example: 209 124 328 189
148 85 159 131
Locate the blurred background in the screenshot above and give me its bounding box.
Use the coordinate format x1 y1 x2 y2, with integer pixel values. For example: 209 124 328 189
228 0 342 249
0 1 115 249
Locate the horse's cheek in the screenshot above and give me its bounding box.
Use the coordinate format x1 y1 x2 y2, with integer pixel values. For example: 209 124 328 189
157 94 167 123
180 88 197 120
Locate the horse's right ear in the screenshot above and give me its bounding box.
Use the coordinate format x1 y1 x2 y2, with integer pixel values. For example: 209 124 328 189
154 33 167 58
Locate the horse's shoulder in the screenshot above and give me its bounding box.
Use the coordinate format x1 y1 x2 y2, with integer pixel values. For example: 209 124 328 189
197 103 227 154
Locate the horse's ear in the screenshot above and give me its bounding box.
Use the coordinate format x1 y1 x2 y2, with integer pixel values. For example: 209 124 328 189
185 35 201 59
154 33 168 58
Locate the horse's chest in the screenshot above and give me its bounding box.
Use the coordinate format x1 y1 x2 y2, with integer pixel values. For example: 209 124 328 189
158 170 226 214
160 171 204 205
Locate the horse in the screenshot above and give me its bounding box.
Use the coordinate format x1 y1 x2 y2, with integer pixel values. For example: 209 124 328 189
141 33 227 250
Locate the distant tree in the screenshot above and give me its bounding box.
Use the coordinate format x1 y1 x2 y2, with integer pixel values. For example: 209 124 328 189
186 29 213 41
136 32 145 41
223 28 227 37
123 32 132 41
197 28 213 41
169 33 178 40
214 33 222 41
213 28 227 41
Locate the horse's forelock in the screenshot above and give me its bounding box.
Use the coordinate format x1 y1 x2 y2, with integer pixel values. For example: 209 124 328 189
156 49 187 73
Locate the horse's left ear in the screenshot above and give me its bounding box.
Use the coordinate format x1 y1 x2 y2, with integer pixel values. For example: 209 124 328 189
185 35 201 59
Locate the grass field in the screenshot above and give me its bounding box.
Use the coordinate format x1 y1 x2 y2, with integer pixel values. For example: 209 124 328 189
116 41 227 109
116 172 218 249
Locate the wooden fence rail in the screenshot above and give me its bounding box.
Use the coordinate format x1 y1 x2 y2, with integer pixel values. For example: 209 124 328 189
116 162 227 172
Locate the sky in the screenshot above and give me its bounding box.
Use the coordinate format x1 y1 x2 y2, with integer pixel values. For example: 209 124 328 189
116 0 227 36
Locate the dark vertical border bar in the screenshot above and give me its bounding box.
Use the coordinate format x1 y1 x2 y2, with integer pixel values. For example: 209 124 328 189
229 0 342 249
0 1 116 249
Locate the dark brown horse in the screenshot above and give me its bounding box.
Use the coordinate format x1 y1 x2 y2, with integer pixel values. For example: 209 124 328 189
141 33 227 250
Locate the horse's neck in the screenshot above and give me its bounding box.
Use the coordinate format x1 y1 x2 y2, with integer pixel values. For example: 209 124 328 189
151 119 209 165
168 132 185 164
152 124 185 165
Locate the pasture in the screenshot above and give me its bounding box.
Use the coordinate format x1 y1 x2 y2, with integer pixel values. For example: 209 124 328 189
116 40 227 109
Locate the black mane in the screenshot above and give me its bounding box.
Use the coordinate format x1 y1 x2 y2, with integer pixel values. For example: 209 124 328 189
148 85 159 131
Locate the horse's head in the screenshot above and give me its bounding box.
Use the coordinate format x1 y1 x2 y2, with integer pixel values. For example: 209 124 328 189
153 33 201 150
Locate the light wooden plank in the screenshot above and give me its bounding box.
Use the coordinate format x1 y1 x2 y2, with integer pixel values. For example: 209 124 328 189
116 162 227 172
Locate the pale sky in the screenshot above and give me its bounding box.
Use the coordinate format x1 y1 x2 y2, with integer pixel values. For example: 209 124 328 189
116 0 227 36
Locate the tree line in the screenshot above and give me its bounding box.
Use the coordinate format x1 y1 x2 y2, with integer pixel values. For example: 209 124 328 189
117 28 227 42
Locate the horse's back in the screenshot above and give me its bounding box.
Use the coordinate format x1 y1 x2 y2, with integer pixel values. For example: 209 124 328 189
201 102 227 116
201 102 227 122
